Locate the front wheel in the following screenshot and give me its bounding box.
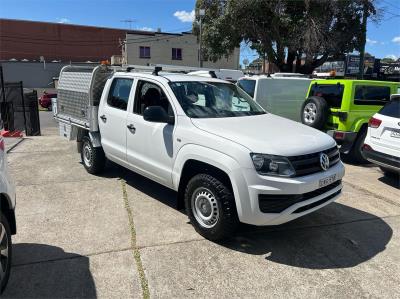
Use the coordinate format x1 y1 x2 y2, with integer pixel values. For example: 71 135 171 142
0 212 12 294
184 174 239 241
81 136 106 174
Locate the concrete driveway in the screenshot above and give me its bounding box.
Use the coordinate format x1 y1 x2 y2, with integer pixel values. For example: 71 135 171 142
3 113 400 298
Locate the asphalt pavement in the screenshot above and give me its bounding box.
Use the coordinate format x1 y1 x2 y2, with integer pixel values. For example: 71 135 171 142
2 111 400 298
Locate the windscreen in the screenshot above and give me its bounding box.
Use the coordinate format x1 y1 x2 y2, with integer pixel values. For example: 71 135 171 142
237 79 256 97
378 99 400 118
309 84 344 108
169 81 265 118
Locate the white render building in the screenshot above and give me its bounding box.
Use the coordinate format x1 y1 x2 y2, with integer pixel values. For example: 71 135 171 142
124 31 240 69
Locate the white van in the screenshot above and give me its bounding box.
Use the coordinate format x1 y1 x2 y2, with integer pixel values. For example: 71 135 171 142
237 75 312 122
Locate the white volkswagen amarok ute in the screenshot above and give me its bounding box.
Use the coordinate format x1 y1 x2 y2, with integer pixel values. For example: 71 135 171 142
55 65 345 240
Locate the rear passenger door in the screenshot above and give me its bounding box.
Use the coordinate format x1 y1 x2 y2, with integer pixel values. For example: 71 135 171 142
99 77 134 163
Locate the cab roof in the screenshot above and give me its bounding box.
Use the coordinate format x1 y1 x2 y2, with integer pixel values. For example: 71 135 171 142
115 71 229 84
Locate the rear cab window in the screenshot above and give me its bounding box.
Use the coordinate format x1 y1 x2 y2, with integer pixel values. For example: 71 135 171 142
237 79 256 98
309 83 344 108
354 85 391 106
107 78 134 111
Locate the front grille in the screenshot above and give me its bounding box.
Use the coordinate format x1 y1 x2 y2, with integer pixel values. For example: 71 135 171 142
258 180 341 213
288 146 340 177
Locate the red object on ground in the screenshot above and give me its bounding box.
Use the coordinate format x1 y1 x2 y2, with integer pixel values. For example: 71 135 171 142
39 93 57 109
0 130 23 137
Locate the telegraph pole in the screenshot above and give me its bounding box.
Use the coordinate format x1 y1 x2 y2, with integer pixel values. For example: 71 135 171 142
358 1 368 79
198 9 205 68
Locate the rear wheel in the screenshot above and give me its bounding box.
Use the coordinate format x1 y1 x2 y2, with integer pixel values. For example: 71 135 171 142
301 96 329 130
184 174 239 241
81 136 106 174
348 129 368 164
0 212 12 294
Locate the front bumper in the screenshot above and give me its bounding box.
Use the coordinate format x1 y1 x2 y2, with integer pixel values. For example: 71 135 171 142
362 146 400 173
232 161 345 226
327 130 357 154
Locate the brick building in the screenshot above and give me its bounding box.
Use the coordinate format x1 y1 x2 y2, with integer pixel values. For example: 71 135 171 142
0 18 126 62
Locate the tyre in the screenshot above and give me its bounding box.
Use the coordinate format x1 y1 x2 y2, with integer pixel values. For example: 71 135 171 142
0 212 12 295
301 96 329 130
81 136 106 174
184 174 239 241
348 129 368 164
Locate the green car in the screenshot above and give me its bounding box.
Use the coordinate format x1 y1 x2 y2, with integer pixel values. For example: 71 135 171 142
301 79 400 162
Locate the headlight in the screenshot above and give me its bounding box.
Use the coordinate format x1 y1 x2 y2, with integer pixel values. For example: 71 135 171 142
250 153 295 177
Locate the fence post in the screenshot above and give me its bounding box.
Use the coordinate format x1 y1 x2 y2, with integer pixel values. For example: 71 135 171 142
34 90 41 136
19 81 28 135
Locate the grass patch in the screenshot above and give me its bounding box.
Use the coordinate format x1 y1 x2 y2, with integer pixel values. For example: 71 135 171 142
122 181 150 299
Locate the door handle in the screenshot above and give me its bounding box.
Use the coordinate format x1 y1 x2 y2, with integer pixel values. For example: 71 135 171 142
100 115 107 123
127 124 136 133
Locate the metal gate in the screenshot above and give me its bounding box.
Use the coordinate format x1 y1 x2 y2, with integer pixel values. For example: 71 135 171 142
0 66 41 136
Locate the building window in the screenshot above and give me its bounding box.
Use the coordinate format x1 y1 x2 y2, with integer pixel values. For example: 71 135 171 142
139 46 151 59
172 48 182 60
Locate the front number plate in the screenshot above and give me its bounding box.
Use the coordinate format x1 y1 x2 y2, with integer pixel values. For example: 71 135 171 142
319 174 337 188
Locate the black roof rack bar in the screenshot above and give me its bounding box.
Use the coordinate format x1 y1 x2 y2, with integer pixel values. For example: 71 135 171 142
209 71 217 78
153 66 162 76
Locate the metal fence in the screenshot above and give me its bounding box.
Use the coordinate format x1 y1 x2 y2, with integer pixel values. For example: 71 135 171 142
0 66 41 136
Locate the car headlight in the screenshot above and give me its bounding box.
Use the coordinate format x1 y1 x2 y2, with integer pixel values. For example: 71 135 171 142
250 153 295 177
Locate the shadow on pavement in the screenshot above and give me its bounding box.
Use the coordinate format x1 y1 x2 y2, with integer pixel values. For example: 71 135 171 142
3 243 96 298
378 173 400 189
220 203 393 269
101 162 183 213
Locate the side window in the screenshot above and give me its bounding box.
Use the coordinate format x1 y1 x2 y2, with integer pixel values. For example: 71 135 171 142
133 81 173 116
107 78 133 111
354 85 391 106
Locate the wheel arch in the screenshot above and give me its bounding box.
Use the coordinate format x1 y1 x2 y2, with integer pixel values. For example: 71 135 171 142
1 193 16 235
173 145 243 212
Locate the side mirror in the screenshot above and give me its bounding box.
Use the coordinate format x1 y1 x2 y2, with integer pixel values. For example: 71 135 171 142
143 106 174 124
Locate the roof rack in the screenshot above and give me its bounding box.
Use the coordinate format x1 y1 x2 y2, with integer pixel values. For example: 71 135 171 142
119 64 221 75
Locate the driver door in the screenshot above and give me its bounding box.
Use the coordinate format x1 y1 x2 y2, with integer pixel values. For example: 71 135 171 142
126 80 176 188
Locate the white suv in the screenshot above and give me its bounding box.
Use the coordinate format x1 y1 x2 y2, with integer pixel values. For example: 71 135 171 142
363 94 400 175
0 130 16 294
56 66 345 240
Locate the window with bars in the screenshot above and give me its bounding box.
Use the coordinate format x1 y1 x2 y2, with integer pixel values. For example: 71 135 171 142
172 48 182 60
139 46 151 59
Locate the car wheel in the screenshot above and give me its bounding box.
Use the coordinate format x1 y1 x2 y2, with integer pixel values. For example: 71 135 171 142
301 96 329 130
81 136 106 174
0 212 12 295
184 174 239 241
348 128 368 164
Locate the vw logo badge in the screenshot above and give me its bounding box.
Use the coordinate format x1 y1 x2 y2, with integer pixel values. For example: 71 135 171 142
320 153 330 171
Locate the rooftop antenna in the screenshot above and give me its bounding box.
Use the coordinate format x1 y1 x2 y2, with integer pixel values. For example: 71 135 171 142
120 19 136 30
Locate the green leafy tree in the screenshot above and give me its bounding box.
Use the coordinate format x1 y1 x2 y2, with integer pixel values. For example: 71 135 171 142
194 0 377 74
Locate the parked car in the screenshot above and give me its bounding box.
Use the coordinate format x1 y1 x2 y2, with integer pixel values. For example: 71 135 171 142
362 94 400 176
237 74 312 122
0 119 17 294
301 80 400 162
39 91 57 110
55 65 344 240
